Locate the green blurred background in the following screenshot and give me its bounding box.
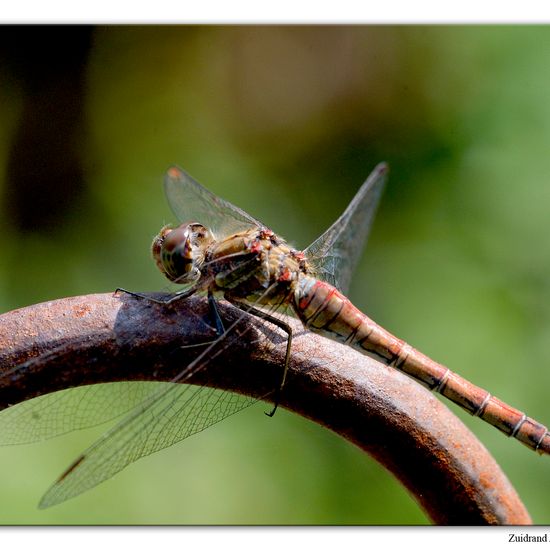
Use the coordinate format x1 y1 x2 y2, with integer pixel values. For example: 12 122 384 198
0 25 549 524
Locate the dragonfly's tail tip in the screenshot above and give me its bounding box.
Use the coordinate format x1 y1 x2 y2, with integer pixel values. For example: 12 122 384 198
536 431 550 455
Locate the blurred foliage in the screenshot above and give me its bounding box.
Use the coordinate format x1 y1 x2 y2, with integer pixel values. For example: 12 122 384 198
0 25 549 524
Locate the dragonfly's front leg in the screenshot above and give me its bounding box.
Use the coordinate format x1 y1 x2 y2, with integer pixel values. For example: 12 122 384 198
114 286 197 305
227 299 292 417
117 286 227 350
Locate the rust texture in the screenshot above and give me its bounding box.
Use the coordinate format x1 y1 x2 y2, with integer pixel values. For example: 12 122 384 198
0 292 532 525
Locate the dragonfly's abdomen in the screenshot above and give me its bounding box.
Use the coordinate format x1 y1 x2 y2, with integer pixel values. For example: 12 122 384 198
294 276 550 455
295 276 404 363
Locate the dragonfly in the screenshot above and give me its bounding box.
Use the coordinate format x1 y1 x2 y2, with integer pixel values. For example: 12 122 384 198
0 163 548 509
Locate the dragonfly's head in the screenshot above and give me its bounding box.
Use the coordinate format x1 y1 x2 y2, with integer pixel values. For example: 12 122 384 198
152 222 214 284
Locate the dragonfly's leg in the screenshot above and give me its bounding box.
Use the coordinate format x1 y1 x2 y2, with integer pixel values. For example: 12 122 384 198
171 292 228 352
116 287 224 349
115 287 197 305
207 290 225 336
165 291 226 351
229 301 292 417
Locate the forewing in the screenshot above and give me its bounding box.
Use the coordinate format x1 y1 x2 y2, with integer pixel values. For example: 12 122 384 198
164 166 263 238
0 382 161 445
39 382 257 508
304 163 388 294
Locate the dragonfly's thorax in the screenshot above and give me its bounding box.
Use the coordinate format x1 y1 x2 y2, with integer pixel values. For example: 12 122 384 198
204 227 312 304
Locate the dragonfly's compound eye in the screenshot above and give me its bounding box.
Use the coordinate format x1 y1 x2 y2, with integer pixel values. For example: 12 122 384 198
151 223 213 284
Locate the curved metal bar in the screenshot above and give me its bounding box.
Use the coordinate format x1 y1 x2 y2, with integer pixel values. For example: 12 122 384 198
0 293 532 524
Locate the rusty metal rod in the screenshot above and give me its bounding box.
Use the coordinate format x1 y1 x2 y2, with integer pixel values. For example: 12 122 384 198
0 292 532 524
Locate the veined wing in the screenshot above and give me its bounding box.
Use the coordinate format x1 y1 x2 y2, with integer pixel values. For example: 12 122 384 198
304 163 388 294
39 381 257 508
0 382 164 445
1 293 275 507
10 164 387 506
36 286 286 508
164 166 263 239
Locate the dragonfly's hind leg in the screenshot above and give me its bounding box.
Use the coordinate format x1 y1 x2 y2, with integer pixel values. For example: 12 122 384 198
207 290 226 336
114 287 197 305
228 301 292 417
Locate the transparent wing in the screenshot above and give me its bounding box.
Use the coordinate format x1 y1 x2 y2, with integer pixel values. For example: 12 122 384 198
304 163 388 294
5 162 384 506
37 286 289 508
0 382 162 445
39 382 258 508
164 166 263 239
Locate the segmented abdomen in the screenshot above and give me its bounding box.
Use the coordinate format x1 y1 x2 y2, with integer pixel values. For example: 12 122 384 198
294 276 550 454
